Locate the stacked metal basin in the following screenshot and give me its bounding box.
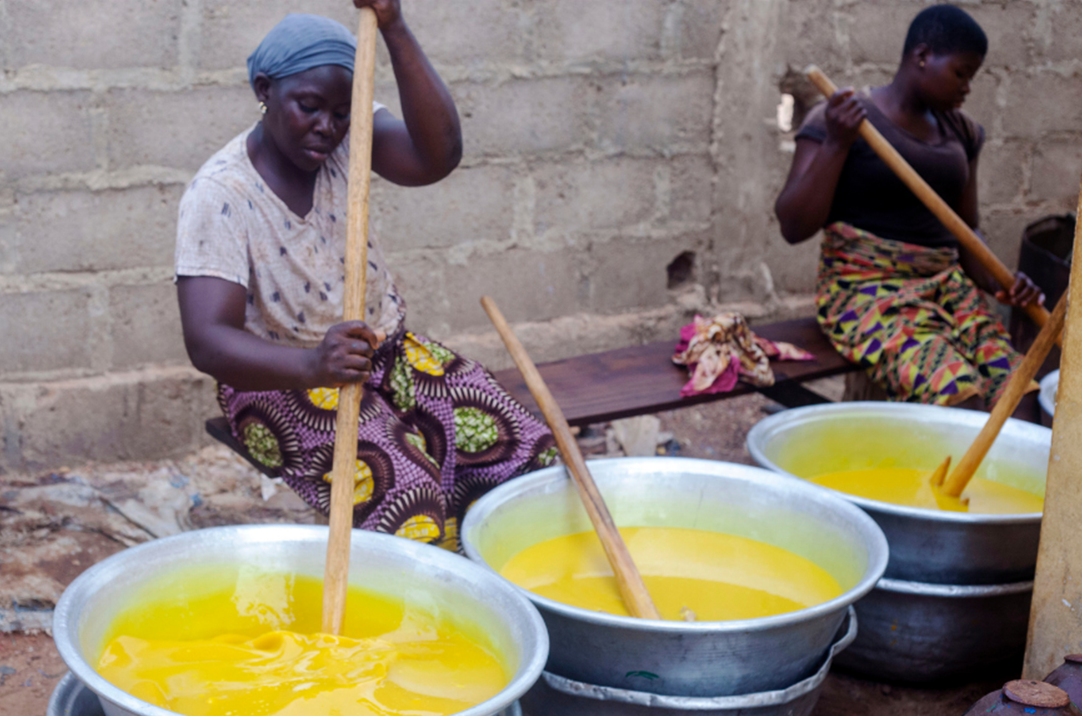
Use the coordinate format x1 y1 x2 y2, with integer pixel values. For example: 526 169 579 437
52 525 548 716
747 402 1050 681
461 457 888 710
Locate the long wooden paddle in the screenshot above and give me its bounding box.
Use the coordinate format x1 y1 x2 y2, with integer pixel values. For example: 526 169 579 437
481 296 662 620
322 7 379 636
804 65 1057 343
937 290 1068 498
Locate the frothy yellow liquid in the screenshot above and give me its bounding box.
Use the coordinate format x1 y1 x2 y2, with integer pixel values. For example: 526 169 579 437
499 527 843 621
95 572 508 716
811 467 1044 514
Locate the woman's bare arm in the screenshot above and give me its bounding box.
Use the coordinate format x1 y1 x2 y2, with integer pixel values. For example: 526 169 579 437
774 89 866 244
177 276 380 392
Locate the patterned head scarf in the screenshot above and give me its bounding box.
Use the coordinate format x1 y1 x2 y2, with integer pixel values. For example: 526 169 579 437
247 14 357 90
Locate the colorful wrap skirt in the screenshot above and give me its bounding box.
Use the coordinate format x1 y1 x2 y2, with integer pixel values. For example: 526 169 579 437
816 222 1024 407
218 330 557 550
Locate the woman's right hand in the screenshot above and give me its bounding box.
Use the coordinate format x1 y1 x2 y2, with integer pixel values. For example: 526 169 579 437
308 321 383 387
824 88 866 149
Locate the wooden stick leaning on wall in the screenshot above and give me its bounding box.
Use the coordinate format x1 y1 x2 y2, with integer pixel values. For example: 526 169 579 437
322 7 379 636
804 65 1058 344
480 296 662 620
1023 170 1082 679
938 291 1068 498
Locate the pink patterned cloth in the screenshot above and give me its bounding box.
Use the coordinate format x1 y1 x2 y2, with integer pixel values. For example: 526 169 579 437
672 314 814 397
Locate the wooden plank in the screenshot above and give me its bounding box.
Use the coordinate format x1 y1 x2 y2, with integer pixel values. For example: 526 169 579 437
492 317 852 425
1023 177 1082 679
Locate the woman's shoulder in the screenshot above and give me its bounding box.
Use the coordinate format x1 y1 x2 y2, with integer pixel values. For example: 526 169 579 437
794 100 828 142
185 126 259 199
939 107 985 160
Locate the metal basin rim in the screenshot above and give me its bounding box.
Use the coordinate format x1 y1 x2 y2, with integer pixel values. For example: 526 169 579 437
461 456 889 634
52 524 548 716
746 402 1047 525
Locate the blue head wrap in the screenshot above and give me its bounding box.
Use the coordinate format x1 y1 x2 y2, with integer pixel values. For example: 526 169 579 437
247 14 357 90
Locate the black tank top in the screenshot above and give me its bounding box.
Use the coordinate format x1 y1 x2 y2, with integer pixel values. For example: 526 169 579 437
795 94 985 248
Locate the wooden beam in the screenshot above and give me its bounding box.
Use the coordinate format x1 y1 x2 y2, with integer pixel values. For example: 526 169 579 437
1023 174 1082 679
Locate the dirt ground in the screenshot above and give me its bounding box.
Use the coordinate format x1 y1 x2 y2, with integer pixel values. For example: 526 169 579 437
0 380 1013 715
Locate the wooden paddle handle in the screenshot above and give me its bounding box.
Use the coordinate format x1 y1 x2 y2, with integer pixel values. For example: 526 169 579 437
941 290 1068 497
480 296 662 620
804 65 1056 339
323 6 379 636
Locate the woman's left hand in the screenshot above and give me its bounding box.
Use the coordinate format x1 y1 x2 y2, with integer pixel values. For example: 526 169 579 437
994 271 1045 307
353 0 402 30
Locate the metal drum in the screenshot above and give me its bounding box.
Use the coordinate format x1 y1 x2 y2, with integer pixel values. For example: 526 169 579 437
747 402 1050 585
835 578 1032 682
52 525 548 716
461 457 888 698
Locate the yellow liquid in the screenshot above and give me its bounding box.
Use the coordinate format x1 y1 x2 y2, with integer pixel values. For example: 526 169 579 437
811 467 1045 514
498 527 843 621
95 571 508 716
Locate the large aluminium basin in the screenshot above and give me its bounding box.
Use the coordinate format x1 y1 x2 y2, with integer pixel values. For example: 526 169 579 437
461 457 888 698
747 402 1051 585
53 525 548 716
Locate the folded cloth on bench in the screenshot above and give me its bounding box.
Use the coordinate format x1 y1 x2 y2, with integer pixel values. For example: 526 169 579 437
673 313 814 397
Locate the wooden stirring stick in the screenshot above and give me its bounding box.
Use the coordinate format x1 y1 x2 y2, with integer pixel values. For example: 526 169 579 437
938 291 1068 499
481 296 662 620
322 7 379 636
804 65 1057 342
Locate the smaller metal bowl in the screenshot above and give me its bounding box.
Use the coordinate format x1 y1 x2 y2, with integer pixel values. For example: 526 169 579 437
462 457 888 698
519 608 856 716
834 578 1032 683
747 402 1050 584
53 525 548 716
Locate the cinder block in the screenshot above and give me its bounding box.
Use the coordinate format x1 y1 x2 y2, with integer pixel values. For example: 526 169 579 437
5 0 180 70
665 0 725 61
374 164 518 251
199 0 359 71
397 247 587 333
982 208 1042 271
105 87 256 171
1030 140 1082 206
533 157 658 236
762 230 820 297
1045 3 1082 63
848 1 928 66
0 92 97 180
978 141 1027 206
779 0 849 73
15 185 184 274
454 76 595 158
595 71 714 154
965 3 1033 66
0 289 92 374
588 233 709 313
9 368 217 472
1003 72 1082 137
963 72 998 132
401 0 526 67
109 282 189 370
669 155 714 226
530 0 666 64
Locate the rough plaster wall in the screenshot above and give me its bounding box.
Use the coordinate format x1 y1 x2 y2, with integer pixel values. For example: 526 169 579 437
0 0 1078 472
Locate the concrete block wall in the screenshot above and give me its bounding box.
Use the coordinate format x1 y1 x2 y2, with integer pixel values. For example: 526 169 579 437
0 0 1077 472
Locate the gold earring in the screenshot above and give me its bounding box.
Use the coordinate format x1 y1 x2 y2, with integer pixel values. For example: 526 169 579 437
919 60 925 68
258 101 268 115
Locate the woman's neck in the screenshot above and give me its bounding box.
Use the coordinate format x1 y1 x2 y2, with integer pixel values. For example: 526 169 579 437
247 123 318 217
870 71 940 141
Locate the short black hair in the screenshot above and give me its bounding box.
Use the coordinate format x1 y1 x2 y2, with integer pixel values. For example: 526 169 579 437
902 4 988 59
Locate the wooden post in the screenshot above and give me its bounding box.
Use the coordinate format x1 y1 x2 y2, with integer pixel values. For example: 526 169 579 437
1022 174 1082 679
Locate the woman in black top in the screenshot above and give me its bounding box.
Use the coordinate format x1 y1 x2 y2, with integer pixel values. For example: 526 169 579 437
775 4 1042 410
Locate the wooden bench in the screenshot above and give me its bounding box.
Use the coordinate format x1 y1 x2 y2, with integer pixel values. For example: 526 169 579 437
206 316 855 476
